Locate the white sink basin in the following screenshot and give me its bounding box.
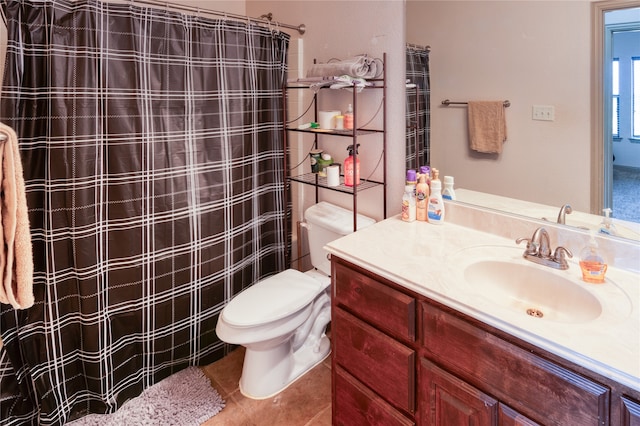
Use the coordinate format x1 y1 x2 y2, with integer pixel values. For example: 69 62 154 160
447 245 633 325
464 259 602 323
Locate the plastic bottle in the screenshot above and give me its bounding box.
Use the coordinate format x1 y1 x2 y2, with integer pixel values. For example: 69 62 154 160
344 104 354 130
416 172 429 222
344 144 360 186
443 176 456 200
598 208 617 236
406 169 417 194
427 173 445 224
401 185 416 222
579 232 607 283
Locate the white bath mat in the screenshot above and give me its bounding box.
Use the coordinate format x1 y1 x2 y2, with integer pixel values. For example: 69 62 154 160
68 367 225 425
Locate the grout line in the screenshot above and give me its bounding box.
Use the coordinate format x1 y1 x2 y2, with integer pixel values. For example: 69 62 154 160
303 404 332 426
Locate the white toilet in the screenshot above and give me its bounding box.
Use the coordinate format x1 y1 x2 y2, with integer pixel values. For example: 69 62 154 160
215 201 375 399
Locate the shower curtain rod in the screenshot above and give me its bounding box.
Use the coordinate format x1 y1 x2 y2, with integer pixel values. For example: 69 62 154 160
126 0 306 35
407 43 430 52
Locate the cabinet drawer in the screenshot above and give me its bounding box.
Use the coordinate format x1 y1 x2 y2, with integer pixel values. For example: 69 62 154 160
334 308 415 413
334 366 415 426
621 396 640 426
334 260 415 341
422 303 610 425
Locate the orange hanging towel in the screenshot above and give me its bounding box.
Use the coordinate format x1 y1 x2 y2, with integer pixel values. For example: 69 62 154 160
467 101 508 154
0 123 34 310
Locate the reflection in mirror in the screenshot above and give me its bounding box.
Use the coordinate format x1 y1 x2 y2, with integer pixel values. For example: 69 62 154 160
405 44 430 171
405 0 640 243
454 189 640 242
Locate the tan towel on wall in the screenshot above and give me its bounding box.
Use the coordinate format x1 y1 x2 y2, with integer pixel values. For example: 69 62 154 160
0 123 34 310
467 101 508 154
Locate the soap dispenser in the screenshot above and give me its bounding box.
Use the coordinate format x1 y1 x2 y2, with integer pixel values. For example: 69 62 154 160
598 208 618 236
344 104 354 130
579 232 607 284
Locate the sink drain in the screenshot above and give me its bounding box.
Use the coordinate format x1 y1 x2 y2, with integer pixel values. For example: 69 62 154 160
526 308 544 318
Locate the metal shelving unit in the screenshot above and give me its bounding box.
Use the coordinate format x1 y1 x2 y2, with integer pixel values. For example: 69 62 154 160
283 53 387 238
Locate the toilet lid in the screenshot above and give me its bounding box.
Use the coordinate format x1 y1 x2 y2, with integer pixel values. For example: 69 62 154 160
221 269 323 327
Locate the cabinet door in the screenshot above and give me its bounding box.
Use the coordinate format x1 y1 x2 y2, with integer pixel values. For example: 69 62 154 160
334 366 414 426
499 404 541 426
422 302 610 425
621 396 640 426
420 357 498 426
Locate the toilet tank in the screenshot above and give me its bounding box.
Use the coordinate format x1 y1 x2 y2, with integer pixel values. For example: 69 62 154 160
304 202 376 276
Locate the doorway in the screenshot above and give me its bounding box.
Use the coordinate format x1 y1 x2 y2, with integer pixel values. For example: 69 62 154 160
606 13 640 223
594 2 640 224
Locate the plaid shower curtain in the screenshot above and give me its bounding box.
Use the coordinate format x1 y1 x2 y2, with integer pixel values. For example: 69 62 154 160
0 0 290 424
406 45 430 170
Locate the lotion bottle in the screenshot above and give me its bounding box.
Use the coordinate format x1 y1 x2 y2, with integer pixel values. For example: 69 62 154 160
442 176 456 200
579 232 607 283
402 185 416 222
344 104 354 130
428 169 445 224
344 144 360 186
415 172 429 222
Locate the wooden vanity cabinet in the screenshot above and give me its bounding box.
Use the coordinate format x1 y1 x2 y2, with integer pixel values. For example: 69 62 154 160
331 255 640 426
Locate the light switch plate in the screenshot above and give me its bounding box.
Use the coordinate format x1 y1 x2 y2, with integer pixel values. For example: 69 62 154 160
532 105 555 121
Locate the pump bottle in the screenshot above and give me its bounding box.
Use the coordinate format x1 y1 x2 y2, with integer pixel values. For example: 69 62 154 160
344 144 360 186
579 232 607 283
344 104 354 130
415 168 429 222
402 185 416 222
428 169 445 224
598 208 617 236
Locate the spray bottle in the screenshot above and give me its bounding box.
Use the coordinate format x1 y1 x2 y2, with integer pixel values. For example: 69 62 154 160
344 144 360 186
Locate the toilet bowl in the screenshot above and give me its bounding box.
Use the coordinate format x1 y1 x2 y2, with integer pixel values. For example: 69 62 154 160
215 202 375 399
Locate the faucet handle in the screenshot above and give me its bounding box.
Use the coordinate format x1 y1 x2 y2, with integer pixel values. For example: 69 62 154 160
516 237 538 255
552 246 573 269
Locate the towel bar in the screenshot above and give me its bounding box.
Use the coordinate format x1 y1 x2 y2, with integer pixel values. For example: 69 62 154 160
442 99 510 108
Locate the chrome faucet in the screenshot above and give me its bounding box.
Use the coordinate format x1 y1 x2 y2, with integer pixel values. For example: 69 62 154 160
516 227 573 270
556 204 573 225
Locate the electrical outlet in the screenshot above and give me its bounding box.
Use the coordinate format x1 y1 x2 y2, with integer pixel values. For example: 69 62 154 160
532 105 555 121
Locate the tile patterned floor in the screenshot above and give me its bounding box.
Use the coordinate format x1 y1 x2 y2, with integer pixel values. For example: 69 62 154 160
200 347 332 425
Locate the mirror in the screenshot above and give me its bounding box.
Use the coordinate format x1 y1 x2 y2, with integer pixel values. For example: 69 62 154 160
406 0 640 242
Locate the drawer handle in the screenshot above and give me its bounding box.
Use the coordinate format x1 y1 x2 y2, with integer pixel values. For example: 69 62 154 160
355 286 362 294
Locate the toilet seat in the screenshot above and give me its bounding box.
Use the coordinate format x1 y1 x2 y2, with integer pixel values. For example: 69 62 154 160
221 269 322 328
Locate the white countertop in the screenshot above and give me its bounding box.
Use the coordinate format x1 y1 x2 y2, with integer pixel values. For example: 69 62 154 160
325 213 640 391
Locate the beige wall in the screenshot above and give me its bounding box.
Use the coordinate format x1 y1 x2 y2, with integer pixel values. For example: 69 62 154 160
407 1 592 212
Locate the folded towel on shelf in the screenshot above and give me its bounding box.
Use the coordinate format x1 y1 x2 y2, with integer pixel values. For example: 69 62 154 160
306 55 383 79
0 123 34 310
467 101 508 154
287 75 372 93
